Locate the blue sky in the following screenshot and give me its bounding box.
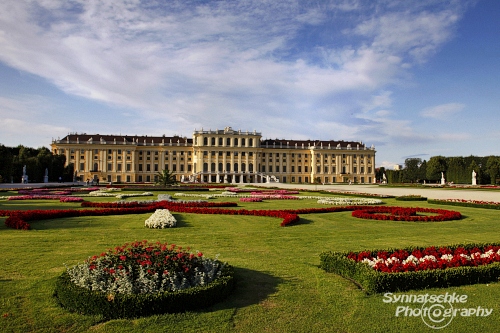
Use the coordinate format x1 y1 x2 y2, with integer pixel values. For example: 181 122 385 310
0 0 498 168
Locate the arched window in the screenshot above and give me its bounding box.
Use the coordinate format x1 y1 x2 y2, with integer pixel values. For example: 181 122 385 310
249 163 253 172
241 163 246 172
234 163 238 172
218 163 223 172
211 137 215 146
226 163 231 172
203 137 208 145
203 163 208 172
211 163 216 172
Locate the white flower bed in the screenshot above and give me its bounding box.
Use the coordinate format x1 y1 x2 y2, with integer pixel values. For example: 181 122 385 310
316 197 382 205
116 192 153 199
87 190 117 197
144 209 177 229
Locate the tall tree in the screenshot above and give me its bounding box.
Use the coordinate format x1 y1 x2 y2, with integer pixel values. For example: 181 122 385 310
0 145 13 182
486 156 500 185
402 158 422 183
426 156 447 182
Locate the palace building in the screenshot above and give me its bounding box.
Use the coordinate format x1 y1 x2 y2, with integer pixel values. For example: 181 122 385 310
51 127 376 184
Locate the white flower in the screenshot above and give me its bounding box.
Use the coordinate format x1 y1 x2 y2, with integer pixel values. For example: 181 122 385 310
145 209 177 229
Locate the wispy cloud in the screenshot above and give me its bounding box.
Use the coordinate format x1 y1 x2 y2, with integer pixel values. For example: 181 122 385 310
420 103 466 119
0 0 473 154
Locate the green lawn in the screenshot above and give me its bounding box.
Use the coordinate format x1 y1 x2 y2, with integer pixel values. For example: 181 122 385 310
1 190 499 333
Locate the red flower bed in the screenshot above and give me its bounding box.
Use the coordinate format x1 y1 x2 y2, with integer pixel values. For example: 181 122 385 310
1 202 462 230
351 207 461 222
347 245 500 273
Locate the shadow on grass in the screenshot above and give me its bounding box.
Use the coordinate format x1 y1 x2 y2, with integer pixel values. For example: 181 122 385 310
172 214 193 228
292 217 314 226
213 267 283 310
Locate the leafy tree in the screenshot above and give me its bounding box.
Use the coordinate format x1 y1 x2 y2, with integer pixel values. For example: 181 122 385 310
426 156 447 182
155 168 177 186
402 158 421 183
486 156 500 185
375 167 386 182
0 145 13 183
418 160 427 182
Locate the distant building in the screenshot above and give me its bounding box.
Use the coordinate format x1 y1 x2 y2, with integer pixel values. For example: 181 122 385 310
51 126 376 184
394 164 402 171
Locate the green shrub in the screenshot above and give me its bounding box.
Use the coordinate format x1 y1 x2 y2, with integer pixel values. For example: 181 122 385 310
395 195 427 201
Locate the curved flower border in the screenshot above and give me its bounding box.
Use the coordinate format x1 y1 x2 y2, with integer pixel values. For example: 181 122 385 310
1 201 462 230
351 207 461 222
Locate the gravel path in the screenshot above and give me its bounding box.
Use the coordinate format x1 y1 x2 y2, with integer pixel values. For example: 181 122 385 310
249 183 500 201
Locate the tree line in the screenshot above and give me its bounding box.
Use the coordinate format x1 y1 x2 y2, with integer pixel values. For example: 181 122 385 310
0 145 72 183
376 156 500 185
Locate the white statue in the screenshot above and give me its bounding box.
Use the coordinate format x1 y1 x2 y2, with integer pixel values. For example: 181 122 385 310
472 170 477 185
441 172 445 185
21 165 28 183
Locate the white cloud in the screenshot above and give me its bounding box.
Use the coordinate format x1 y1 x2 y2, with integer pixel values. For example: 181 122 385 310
0 0 473 157
420 103 466 119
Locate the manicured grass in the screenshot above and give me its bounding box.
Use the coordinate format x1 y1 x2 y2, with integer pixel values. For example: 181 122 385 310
1 191 499 332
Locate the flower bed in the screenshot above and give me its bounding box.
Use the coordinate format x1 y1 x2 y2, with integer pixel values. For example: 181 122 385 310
239 197 263 202
320 243 500 293
325 190 394 198
317 197 383 205
2 202 463 230
144 209 177 228
429 199 500 210
116 192 154 199
8 195 84 203
351 207 461 222
54 240 234 318
395 195 427 201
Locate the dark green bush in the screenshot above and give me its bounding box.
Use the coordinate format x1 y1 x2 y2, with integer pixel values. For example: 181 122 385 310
395 195 427 201
54 265 234 319
320 243 500 294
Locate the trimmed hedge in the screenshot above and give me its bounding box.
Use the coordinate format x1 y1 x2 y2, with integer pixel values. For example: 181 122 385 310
54 265 235 319
320 243 500 294
428 199 500 210
395 196 427 201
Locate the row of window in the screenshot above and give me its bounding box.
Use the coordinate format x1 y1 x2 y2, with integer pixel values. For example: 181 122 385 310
198 137 255 147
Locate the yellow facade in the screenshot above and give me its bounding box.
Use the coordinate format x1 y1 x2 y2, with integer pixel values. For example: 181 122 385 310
51 126 376 184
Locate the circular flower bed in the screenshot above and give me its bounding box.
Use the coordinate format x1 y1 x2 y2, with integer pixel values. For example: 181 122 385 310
54 240 234 319
351 207 462 222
